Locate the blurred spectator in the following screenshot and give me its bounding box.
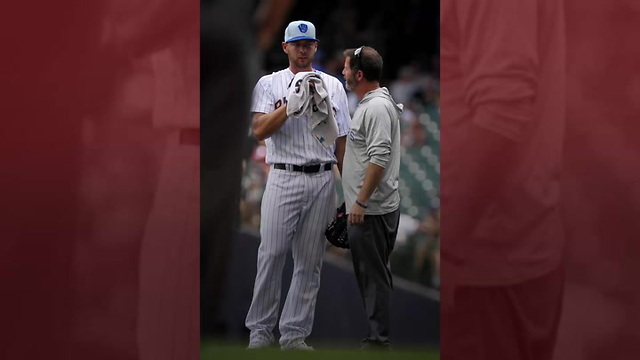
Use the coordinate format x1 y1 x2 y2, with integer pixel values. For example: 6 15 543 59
390 65 421 104
401 118 427 148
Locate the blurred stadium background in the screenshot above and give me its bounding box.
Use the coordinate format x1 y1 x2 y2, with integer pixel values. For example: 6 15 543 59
203 0 440 357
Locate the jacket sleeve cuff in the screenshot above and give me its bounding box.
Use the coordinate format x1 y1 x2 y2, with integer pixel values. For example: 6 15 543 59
370 154 389 168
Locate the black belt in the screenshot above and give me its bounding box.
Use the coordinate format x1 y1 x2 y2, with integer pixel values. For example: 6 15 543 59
273 163 332 173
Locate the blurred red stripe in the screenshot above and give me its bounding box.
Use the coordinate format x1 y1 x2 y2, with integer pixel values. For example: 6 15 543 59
0 1 199 359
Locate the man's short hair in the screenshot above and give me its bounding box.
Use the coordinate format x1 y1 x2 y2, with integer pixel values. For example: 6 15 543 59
343 46 383 82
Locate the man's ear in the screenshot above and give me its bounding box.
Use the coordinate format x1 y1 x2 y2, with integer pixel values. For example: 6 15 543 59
282 42 287 53
357 70 364 81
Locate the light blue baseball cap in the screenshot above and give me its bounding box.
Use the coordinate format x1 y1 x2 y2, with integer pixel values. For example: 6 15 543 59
284 20 319 43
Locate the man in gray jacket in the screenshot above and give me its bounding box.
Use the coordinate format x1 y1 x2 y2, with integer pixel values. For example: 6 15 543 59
341 46 402 350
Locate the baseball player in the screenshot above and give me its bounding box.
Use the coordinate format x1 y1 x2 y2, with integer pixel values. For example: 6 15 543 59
341 46 402 350
245 20 350 350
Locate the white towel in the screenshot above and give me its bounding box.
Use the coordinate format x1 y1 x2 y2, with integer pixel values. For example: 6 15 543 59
286 71 339 147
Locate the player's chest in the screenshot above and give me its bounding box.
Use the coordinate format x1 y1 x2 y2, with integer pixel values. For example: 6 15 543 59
270 75 333 111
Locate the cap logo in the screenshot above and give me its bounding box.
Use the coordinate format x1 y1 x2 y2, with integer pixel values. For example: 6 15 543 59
298 23 308 33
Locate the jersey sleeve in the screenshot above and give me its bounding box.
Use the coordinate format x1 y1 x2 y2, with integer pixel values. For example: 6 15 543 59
250 75 273 114
330 78 352 137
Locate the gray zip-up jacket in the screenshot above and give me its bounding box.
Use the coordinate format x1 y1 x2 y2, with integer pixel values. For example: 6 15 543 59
342 87 402 215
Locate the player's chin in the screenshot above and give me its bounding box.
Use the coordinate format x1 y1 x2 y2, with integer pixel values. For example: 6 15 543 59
296 59 311 67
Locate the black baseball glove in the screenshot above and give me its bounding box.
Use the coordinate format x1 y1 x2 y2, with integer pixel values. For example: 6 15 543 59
325 202 349 249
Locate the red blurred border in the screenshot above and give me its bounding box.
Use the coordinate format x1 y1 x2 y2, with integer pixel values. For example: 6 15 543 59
0 1 199 359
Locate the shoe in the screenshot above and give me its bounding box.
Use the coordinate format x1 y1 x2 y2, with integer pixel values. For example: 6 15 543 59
359 340 391 351
281 342 314 351
246 341 271 350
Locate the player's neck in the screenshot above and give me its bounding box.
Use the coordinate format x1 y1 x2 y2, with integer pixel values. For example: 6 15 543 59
289 65 314 74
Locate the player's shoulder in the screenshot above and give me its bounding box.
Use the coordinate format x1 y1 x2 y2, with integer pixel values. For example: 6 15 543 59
256 71 274 85
270 68 294 81
255 69 285 92
314 70 344 90
257 68 288 81
364 96 395 113
253 73 270 92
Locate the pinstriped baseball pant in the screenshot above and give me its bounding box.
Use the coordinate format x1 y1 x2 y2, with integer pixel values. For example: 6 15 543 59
245 166 335 348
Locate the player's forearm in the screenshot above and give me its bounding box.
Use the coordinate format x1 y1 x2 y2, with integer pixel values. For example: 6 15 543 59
356 162 385 205
334 136 346 175
252 105 288 140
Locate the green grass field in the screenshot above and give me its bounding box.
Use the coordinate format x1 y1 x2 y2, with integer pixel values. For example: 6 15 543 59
201 341 439 360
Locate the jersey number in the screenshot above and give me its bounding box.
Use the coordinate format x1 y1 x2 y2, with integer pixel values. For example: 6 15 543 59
274 96 288 109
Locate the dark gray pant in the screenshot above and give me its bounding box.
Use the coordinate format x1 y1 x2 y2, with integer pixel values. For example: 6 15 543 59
347 209 400 346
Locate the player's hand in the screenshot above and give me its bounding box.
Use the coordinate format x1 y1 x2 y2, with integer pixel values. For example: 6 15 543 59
348 202 366 225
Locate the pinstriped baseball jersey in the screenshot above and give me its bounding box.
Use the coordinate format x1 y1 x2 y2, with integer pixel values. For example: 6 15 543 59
246 66 348 349
251 68 351 165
